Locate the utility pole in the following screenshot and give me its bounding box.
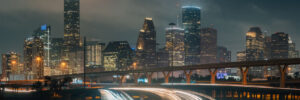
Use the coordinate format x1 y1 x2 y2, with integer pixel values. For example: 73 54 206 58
83 36 86 88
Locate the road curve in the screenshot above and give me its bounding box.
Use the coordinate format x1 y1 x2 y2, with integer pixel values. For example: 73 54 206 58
109 87 215 100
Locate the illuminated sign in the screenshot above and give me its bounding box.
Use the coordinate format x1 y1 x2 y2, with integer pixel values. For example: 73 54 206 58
41 24 47 31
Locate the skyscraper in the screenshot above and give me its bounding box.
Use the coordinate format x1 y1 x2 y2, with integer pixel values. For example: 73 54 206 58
182 6 201 65
135 17 157 68
246 27 265 78
165 23 185 66
271 32 289 59
63 0 83 74
1 52 21 81
103 41 133 71
267 32 289 76
33 24 51 68
199 28 217 64
85 41 105 68
50 38 64 75
24 37 44 79
64 0 80 49
246 27 265 61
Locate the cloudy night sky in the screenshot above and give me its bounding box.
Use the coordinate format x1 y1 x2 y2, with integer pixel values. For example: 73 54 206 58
1 0 300 62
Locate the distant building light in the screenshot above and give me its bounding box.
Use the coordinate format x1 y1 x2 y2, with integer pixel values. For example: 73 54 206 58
182 6 201 9
145 17 153 20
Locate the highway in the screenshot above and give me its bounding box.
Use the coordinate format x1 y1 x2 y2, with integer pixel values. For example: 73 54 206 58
100 87 214 100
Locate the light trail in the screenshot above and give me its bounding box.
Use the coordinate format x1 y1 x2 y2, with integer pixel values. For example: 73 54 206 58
110 87 214 100
99 89 133 100
4 88 36 93
161 83 300 90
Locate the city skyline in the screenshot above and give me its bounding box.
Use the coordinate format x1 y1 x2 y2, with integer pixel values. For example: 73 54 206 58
1 0 300 62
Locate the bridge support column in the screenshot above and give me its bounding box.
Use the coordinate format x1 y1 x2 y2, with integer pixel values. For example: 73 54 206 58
279 65 288 88
162 71 171 83
184 70 193 83
240 66 249 85
145 72 154 85
209 68 218 84
133 73 140 84
119 75 126 85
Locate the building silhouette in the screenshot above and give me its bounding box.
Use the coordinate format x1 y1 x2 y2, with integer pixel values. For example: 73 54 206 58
165 23 185 66
135 17 157 69
103 41 133 71
246 27 265 78
63 0 83 74
85 41 105 68
199 27 217 64
24 37 44 79
182 6 201 66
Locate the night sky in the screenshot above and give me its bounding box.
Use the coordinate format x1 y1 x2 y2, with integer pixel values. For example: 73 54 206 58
1 0 300 62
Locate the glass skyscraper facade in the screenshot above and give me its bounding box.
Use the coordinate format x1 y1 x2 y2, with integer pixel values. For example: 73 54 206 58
103 41 133 71
165 23 185 66
182 6 201 65
135 17 157 68
246 27 265 78
63 0 83 74
199 28 217 64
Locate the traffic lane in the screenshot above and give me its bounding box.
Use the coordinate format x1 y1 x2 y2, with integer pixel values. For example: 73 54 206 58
110 87 214 100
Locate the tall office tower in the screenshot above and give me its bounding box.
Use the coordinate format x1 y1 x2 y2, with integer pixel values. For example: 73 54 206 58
103 41 133 71
157 47 169 68
85 41 105 68
135 17 157 69
199 28 217 64
237 50 246 62
217 46 231 63
288 37 299 73
63 0 83 74
64 0 80 48
50 38 64 75
33 24 51 68
165 23 185 66
1 52 21 81
246 27 265 78
271 32 289 59
267 32 289 76
182 6 201 65
24 37 44 79
264 36 272 59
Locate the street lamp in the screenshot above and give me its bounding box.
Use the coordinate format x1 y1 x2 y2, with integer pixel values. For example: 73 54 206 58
35 56 42 79
11 60 17 80
60 62 67 75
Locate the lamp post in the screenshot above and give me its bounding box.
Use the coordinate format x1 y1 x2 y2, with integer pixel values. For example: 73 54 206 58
35 57 42 79
60 62 67 75
11 60 17 80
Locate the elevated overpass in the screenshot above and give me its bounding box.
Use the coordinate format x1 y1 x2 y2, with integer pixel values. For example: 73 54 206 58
50 58 300 88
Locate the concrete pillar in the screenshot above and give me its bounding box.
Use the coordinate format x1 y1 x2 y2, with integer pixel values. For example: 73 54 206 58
162 71 171 83
209 68 218 84
145 72 154 85
240 66 249 85
119 75 126 84
184 70 193 83
279 65 288 88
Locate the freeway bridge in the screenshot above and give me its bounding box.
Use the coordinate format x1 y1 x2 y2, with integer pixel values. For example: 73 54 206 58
50 58 300 88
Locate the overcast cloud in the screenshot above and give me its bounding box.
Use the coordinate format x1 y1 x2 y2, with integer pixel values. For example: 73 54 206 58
1 0 300 62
